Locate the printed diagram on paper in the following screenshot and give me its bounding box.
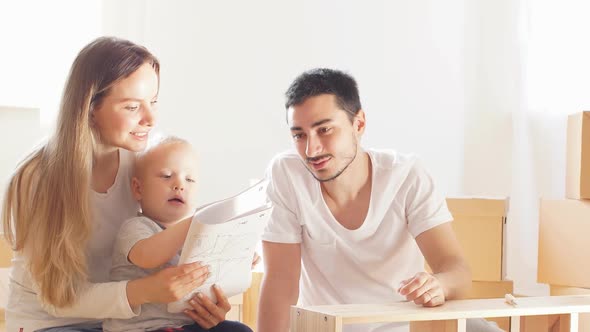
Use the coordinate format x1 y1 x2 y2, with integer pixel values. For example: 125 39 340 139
168 180 272 313
183 214 267 287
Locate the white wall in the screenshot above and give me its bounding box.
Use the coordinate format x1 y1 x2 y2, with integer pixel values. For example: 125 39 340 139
0 0 469 204
101 0 468 204
0 0 102 211
0 107 44 208
0 0 102 127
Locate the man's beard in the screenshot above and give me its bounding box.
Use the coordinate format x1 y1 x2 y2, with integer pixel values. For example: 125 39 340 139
305 139 358 183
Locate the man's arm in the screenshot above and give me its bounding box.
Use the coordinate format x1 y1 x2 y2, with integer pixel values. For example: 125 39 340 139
399 222 471 306
257 241 301 332
128 217 192 269
417 222 471 299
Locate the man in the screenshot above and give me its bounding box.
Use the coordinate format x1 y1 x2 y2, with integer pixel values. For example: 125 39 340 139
257 68 502 332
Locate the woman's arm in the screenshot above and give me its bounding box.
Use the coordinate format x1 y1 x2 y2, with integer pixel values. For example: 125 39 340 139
128 216 192 269
39 262 209 318
184 285 231 328
40 280 138 319
398 223 472 306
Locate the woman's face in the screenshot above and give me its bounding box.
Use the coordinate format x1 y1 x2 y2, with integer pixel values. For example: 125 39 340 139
92 62 159 152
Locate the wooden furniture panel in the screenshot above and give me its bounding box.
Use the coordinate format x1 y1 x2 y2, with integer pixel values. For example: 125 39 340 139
290 295 590 332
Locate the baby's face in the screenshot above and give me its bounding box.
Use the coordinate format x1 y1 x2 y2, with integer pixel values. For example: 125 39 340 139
134 142 199 224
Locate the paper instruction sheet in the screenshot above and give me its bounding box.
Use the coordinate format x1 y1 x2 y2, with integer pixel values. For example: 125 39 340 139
168 179 271 313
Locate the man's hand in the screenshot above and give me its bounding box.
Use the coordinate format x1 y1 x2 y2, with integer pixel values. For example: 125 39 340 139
398 272 445 307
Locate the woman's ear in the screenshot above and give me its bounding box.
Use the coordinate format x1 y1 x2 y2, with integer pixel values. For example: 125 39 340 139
131 177 142 201
89 102 97 125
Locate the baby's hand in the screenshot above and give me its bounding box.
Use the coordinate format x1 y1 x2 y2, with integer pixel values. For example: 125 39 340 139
251 252 261 269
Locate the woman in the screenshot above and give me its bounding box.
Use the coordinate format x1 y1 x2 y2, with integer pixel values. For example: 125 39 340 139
2 37 243 332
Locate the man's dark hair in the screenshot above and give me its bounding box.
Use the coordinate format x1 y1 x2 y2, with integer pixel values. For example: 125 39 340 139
285 68 362 122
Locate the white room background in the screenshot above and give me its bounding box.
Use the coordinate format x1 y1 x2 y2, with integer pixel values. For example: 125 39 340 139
2 0 590 295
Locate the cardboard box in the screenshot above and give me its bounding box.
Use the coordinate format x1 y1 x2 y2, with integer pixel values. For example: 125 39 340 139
549 285 590 332
520 315 551 332
0 237 11 328
0 237 11 268
0 238 10 330
566 111 590 199
463 280 513 300
462 280 513 331
538 199 590 288
446 198 508 281
242 272 263 330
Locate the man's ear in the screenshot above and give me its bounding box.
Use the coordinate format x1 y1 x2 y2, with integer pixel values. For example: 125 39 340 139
131 177 142 201
354 109 366 136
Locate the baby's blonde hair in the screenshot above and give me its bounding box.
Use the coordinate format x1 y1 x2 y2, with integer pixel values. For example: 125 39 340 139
134 136 191 177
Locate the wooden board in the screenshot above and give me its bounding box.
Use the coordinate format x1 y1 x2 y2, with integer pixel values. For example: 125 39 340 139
242 271 263 330
292 295 590 325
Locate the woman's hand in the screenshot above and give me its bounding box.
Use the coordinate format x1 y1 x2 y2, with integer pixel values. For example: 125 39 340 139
184 284 231 329
251 252 261 269
127 262 209 306
397 272 446 307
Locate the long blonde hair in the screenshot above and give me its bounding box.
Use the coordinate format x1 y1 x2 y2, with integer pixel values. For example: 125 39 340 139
1 37 159 307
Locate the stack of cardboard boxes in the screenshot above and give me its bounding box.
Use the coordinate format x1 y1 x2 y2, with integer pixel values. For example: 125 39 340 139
537 111 590 331
422 197 511 330
445 197 512 331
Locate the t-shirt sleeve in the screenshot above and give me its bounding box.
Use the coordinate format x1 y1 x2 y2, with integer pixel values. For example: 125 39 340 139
405 159 453 237
113 217 161 266
261 156 303 244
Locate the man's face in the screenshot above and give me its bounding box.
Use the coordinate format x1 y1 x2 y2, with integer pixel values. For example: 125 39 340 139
288 94 364 182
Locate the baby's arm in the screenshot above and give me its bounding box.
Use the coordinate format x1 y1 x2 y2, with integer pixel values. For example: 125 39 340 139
128 216 192 269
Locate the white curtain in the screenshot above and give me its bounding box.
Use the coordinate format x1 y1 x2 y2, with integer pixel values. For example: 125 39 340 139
464 0 590 295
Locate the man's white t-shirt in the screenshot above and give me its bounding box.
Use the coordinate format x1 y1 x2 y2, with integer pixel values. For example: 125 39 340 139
262 149 453 332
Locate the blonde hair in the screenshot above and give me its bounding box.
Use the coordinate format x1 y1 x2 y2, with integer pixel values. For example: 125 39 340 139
1 37 159 307
134 136 191 178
